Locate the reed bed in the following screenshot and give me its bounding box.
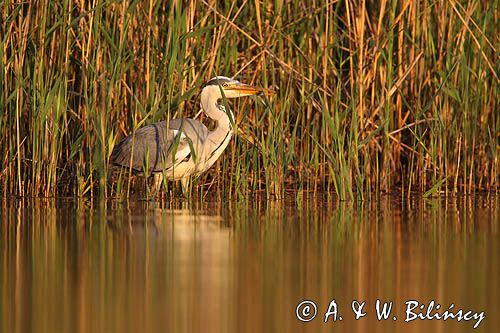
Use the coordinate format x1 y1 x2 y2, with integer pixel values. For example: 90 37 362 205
0 0 498 200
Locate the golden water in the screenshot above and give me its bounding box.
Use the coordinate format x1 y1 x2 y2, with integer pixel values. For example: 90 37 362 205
1 196 498 332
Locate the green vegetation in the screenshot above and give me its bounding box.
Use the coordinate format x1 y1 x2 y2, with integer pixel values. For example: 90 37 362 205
0 0 498 200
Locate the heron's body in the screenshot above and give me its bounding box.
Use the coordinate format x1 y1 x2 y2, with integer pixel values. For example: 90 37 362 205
110 76 263 195
111 118 231 181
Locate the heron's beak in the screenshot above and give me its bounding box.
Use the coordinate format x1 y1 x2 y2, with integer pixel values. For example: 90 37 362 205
229 83 263 96
230 83 275 98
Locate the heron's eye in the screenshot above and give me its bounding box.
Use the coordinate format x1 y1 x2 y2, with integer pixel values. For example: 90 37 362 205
222 83 229 87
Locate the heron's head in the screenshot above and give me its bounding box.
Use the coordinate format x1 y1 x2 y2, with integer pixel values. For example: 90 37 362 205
203 76 263 98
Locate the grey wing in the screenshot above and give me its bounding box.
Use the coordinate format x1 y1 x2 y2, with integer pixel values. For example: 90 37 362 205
167 118 209 162
111 120 194 173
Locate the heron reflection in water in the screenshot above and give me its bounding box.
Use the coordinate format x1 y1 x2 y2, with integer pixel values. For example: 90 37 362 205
111 76 269 196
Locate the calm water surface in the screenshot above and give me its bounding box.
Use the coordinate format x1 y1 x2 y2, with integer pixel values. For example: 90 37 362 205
0 195 498 333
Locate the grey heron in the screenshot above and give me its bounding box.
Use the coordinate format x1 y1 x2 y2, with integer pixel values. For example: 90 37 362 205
110 76 266 195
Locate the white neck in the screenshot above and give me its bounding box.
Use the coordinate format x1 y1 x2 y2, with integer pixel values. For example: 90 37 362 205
200 86 234 156
200 86 234 129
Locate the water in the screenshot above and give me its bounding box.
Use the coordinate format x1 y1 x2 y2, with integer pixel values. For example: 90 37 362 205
0 195 498 333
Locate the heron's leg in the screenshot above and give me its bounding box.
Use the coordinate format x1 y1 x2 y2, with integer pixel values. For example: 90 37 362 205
180 177 190 197
153 173 163 196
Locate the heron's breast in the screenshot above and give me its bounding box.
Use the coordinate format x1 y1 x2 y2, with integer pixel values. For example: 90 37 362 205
196 133 233 174
166 160 196 180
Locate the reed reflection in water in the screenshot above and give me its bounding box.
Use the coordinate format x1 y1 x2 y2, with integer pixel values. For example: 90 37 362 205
0 196 498 333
